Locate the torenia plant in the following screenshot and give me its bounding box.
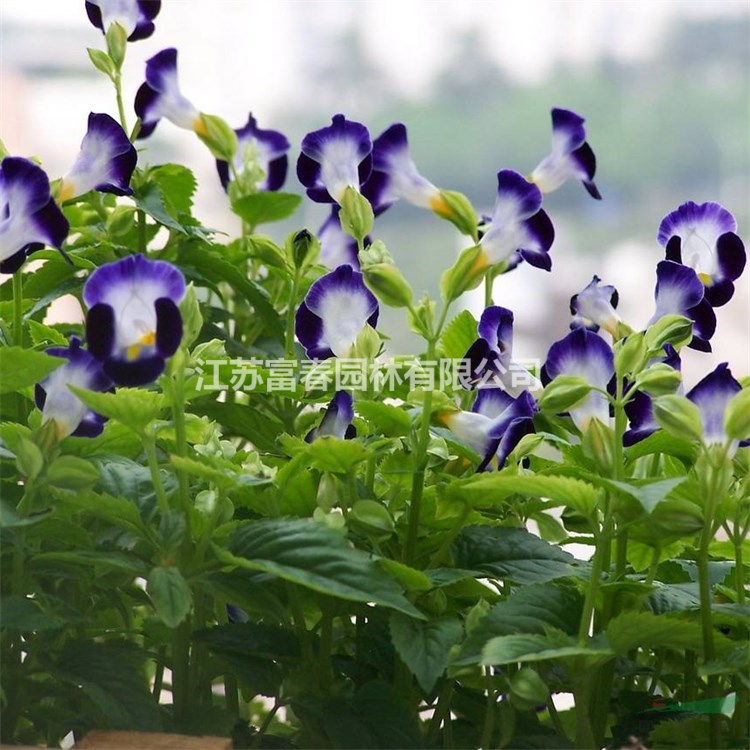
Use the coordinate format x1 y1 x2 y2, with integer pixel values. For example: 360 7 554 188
1 5 748 750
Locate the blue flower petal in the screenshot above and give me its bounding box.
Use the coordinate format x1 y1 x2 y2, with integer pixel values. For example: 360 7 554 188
569 275 620 335
85 0 161 41
307 391 356 441
318 207 360 269
687 362 741 445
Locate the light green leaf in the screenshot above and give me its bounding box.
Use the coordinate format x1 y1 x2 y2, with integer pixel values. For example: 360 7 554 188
482 631 612 666
0 347 64 394
46 455 101 491
355 400 412 437
307 436 370 473
224 519 424 618
390 613 463 693
437 309 478 360
147 566 193 628
70 386 165 433
27 320 68 347
231 192 302 226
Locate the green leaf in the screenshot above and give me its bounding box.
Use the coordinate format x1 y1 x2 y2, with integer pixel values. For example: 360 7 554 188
194 622 300 660
51 639 161 730
231 191 302 226
452 525 575 584
322 680 422 749
355 400 412 437
87 47 116 77
93 457 176 512
27 320 68 347
151 163 197 216
389 613 463 693
437 309 478 360
307 436 371 473
0 595 63 631
191 399 284 452
70 386 166 433
584 476 687 514
147 566 193 628
0 500 51 528
606 611 730 655
179 243 284 340
46 455 101 491
455 583 583 666
449 472 599 518
51 489 144 536
0 347 64 394
481 631 612 666
225 519 424 618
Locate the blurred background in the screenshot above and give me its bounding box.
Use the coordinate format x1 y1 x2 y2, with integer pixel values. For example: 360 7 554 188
1 0 748 381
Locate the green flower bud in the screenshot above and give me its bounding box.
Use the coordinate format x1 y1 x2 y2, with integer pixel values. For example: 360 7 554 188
292 229 315 268
440 245 488 302
634 363 682 396
431 189 479 240
87 48 117 79
105 22 128 69
645 314 693 353
196 113 238 162
363 263 413 308
106 206 137 237
349 499 394 537
537 375 592 413
358 239 393 266
339 186 374 244
46 455 100 491
652 394 703 442
352 324 381 360
614 332 646 378
724 387 750 441
15 437 44 482
582 417 615 475
408 293 436 340
179 284 203 349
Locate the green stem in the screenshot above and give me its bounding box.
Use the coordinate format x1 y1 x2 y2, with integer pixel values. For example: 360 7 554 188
426 681 454 746
285 272 300 359
142 433 170 515
484 271 494 308
318 598 334 690
12 273 26 424
137 208 147 254
172 619 192 728
479 667 496 750
288 585 313 663
113 72 129 135
170 355 192 522
251 699 280 749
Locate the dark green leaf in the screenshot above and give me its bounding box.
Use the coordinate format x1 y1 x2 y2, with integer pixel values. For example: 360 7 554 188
452 525 576 584
482 632 612 666
147 566 193 628
194 622 300 659
389 613 463 693
225 519 423 617
0 595 63 631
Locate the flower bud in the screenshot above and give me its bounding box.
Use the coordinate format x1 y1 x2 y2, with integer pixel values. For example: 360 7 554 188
196 114 238 162
582 417 615 475
645 314 693 353
339 186 374 244
363 263 413 308
614 332 646 378
353 324 381 360
408 293 436 340
358 239 393 266
652 394 703 442
440 245 488 302
431 189 478 240
179 284 203 348
634 363 682 396
105 22 128 69
538 375 592 413
724 387 750 441
292 229 315 269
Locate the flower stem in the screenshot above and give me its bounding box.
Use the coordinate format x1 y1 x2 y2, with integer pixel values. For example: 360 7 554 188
479 666 496 750
142 433 170 515
113 72 129 135
484 271 494 308
12 272 26 423
285 271 300 359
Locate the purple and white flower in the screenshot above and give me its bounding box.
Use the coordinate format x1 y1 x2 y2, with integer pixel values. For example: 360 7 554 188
215 113 290 192
295 264 379 359
59 113 137 202
134 48 202 140
83 254 185 386
439 389 537 471
462 306 540 395
543 328 614 432
85 0 161 41
569 275 621 336
306 391 356 442
317 207 360 269
296 114 372 204
35 337 113 439
623 345 681 446
531 108 601 199
658 201 746 307
476 170 554 272
361 123 440 215
649 260 716 352
687 363 745 451
0 156 69 274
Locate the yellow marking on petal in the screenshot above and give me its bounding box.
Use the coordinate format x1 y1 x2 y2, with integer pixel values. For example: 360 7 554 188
698 272 713 286
428 193 453 219
193 116 208 136
125 331 156 361
435 411 455 428
471 249 492 275
58 180 75 204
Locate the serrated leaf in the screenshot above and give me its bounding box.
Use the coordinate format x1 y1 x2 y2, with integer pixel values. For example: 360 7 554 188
390 613 463 692
232 192 302 227
307 436 370 473
93 457 176 513
482 631 612 666
0 595 64 631
355 400 412 437
190 399 284 452
151 163 197 216
455 583 583 666
147 566 193 627
70 386 165 433
27 320 68 346
194 622 300 659
452 525 576 584
437 309 478 360
46 455 101 491
0 347 64 394
449 472 599 518
224 519 424 618
606 611 731 655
